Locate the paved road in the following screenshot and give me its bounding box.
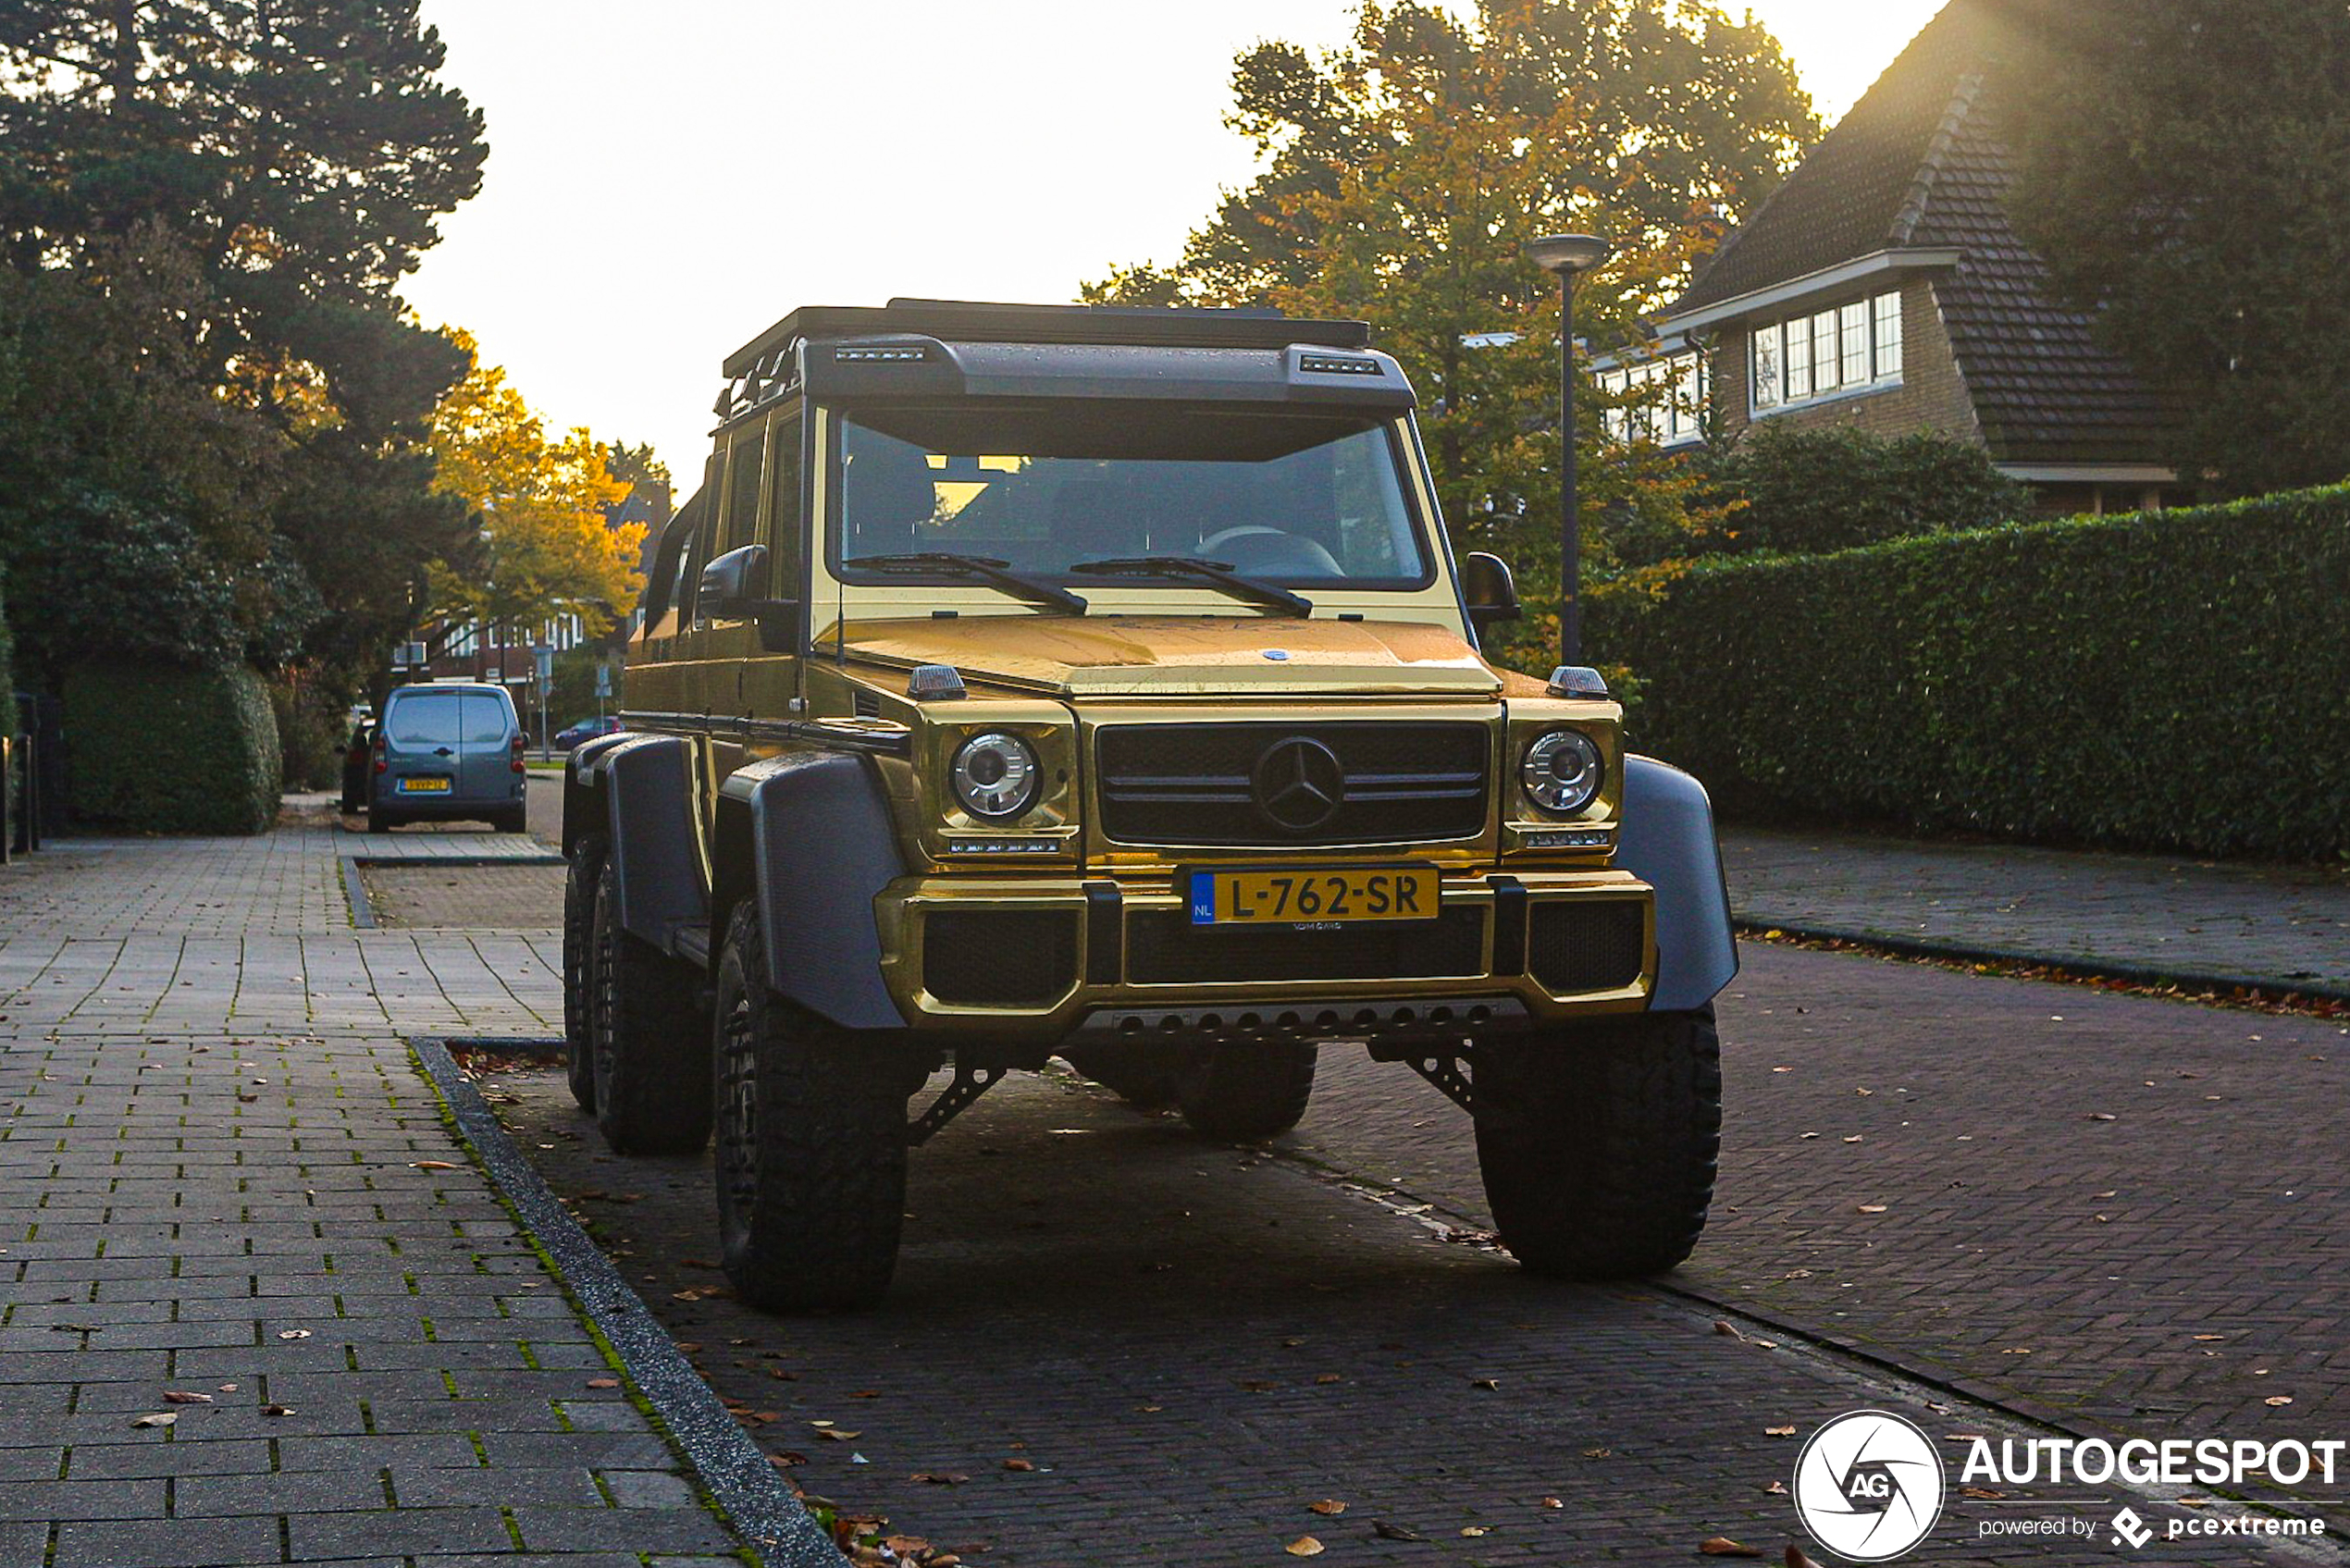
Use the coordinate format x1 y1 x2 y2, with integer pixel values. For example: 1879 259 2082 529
1724 824 2350 994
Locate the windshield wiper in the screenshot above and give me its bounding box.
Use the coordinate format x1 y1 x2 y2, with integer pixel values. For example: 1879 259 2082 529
846 552 1088 614
1069 556 1313 617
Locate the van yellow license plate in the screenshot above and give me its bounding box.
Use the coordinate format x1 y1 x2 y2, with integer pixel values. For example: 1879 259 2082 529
1188 866 1439 926
398 778 451 793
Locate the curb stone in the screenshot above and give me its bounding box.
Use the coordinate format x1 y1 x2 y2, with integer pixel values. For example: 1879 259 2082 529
412 1035 846 1568
1733 917 2350 1004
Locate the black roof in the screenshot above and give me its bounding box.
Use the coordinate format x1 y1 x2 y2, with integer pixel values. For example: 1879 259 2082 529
724 298 1373 378
1673 0 2183 466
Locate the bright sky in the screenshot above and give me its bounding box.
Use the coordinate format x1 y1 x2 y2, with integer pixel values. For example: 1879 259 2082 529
404 0 1945 487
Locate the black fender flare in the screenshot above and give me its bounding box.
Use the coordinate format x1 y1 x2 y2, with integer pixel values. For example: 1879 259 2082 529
568 734 708 952
561 731 635 858
1616 755 1738 1012
715 751 907 1031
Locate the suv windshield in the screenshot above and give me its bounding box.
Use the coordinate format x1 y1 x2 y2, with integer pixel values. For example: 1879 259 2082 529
831 403 1431 590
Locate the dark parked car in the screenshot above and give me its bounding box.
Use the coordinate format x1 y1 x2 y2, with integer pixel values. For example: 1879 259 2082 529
339 722 373 814
369 682 527 833
553 716 623 751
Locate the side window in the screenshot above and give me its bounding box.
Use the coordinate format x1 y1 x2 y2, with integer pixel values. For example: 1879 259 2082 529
766 410 802 600
686 455 724 625
724 426 766 554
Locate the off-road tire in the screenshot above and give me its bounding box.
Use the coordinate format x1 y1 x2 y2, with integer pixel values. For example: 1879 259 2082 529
589 858 711 1155
1174 1040 1317 1140
1061 1044 1183 1109
1472 1005 1722 1279
562 833 607 1112
711 902 913 1311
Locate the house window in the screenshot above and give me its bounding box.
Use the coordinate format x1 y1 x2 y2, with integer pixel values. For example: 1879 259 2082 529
1750 329 1780 409
1601 350 1708 446
1748 289 1905 415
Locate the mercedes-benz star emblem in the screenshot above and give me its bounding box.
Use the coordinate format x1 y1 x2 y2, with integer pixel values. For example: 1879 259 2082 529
1252 737 1345 832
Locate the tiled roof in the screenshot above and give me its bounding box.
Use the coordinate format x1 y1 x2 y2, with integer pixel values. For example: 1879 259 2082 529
1672 0 2183 467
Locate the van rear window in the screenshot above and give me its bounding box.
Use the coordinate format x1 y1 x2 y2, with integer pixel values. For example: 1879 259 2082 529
385 692 462 746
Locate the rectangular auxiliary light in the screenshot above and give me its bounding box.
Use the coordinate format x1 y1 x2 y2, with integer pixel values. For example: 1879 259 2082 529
1519 829 1613 850
946 838 1060 855
1298 353 1385 376
835 345 928 363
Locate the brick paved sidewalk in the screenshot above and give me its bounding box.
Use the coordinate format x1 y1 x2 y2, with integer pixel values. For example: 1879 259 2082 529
0 815 757 1566
1723 824 2350 994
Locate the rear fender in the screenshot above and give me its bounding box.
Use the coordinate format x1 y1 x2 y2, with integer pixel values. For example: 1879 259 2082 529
575 735 707 951
716 751 907 1030
1616 755 1738 1012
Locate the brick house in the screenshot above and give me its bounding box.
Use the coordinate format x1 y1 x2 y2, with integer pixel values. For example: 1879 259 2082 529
1607 0 2188 515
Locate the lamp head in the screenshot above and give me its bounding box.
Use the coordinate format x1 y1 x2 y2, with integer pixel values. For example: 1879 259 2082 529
1524 233 1613 276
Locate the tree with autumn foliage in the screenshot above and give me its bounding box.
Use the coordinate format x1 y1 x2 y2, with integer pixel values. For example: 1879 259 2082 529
1085 0 1816 669
423 334 644 648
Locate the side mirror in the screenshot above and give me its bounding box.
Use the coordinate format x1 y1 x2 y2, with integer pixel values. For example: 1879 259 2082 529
698 544 801 653
1459 551 1521 638
698 544 769 620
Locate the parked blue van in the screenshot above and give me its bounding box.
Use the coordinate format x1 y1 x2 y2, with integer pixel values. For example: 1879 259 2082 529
368 682 527 833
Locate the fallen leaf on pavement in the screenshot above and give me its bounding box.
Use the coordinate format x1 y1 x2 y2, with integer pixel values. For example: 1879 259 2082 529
909 1472 968 1485
1315 1374 1342 1385
1764 1425 1797 1437
1699 1538 1764 1558
1471 1377 1499 1390
1581 1447 1613 1459
1787 1549 1823 1568
130 1413 176 1428
160 1390 213 1404
1713 1320 1743 1340
585 1377 620 1389
815 1428 862 1441
1286 1537 1325 1557
768 1452 807 1468
1540 1497 1563 1508
1856 1204 1887 1214
1760 1480 1787 1496
410 1160 459 1170
1308 1500 1344 1515
1371 1521 1427 1542
1003 1458 1035 1473
2267 1397 2294 1407
2084 1113 2116 1122
1460 1525 1488 1537
1961 1487 2005 1500
262 1403 295 1417
1842 1135 1863 1143
2192 1335 2225 1342
277 1329 312 1340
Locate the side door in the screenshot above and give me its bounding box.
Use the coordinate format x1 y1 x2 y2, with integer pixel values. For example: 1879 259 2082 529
457 689 515 799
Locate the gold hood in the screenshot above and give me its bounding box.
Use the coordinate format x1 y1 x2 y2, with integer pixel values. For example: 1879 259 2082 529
835 614 1501 698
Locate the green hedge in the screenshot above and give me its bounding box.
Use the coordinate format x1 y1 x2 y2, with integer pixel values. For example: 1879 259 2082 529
64 661 282 835
1589 485 2350 860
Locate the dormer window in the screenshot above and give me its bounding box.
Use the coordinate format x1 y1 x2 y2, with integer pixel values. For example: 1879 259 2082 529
1599 350 1707 447
1752 290 1904 411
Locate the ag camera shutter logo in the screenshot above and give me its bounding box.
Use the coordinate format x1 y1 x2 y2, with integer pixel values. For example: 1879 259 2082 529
1793 1410 1948 1561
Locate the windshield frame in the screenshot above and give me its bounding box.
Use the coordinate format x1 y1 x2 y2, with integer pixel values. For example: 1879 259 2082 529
818 401 1443 602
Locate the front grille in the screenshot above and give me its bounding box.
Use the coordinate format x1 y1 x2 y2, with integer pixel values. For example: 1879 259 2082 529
923 910 1079 1006
1096 722 1489 846
1126 907 1485 985
1526 900 1647 994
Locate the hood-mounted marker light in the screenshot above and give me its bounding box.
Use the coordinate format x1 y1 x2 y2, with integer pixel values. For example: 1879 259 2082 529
908 663 968 700
1546 665 1610 699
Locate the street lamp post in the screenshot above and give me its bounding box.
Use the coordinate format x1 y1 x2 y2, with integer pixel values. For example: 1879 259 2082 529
1524 232 1613 665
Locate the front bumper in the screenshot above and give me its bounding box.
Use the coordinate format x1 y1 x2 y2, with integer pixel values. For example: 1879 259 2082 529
873 870 1656 1043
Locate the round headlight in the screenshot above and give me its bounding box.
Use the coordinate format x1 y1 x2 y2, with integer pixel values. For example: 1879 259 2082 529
951 732 1039 820
1520 730 1602 816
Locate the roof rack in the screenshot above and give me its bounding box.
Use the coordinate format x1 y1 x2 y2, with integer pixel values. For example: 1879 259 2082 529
721 297 1373 377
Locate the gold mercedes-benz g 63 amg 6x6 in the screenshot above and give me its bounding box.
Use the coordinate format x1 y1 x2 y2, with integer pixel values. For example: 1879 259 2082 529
562 299 1737 1311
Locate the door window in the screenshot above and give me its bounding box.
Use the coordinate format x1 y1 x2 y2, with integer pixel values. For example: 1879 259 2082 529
766 412 802 599
459 691 512 744
724 426 766 554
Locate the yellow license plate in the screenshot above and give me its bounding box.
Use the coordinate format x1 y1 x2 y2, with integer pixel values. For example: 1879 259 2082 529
398 777 451 793
1188 866 1439 926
